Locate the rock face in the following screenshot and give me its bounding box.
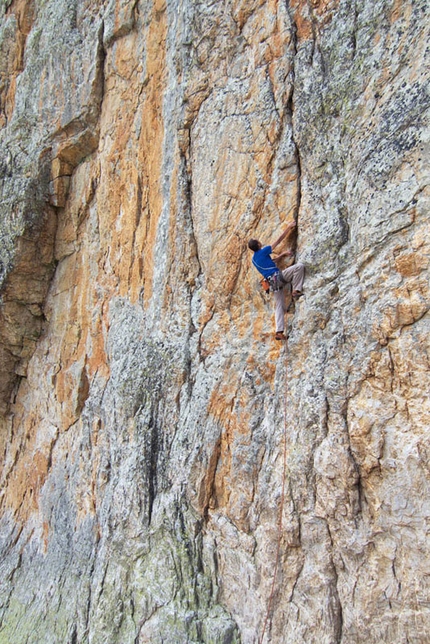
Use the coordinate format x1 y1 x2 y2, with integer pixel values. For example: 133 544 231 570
0 0 429 642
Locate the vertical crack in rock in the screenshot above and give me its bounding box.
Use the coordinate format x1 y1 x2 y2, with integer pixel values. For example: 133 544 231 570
326 519 344 643
145 412 160 526
285 1 302 226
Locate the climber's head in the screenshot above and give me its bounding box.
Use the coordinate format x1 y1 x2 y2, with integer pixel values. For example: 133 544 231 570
248 239 261 252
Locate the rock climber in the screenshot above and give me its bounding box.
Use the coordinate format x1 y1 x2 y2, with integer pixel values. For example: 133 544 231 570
248 220 305 341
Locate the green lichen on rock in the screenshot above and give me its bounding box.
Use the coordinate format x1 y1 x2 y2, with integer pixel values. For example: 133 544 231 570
0 0 12 16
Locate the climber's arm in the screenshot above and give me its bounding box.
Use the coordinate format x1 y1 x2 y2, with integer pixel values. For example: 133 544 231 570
271 220 296 250
274 250 294 262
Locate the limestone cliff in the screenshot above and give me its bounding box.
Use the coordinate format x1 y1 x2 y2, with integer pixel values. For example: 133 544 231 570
0 0 429 642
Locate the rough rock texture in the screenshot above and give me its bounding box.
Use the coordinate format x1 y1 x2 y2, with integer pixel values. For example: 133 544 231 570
0 0 429 642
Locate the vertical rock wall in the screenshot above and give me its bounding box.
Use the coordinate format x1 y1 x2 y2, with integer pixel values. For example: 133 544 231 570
0 0 429 642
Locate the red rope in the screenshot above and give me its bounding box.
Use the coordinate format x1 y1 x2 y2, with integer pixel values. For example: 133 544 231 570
258 342 290 644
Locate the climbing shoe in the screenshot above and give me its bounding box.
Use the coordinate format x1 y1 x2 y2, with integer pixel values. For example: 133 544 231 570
275 332 285 341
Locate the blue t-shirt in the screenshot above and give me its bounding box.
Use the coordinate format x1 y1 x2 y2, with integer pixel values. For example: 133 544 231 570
252 246 278 278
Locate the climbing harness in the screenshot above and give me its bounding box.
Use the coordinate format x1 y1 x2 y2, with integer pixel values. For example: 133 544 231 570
258 341 290 644
268 272 285 292
260 272 285 293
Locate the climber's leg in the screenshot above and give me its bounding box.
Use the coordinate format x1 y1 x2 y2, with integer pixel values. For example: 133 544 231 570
273 288 286 333
281 262 305 294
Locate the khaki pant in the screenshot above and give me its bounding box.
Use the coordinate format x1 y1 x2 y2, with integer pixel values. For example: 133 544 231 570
273 263 305 333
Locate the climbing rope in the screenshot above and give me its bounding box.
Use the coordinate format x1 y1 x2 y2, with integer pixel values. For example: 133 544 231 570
258 341 290 644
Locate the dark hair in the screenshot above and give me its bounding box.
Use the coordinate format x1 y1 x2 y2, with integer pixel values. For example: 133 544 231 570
248 239 260 252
